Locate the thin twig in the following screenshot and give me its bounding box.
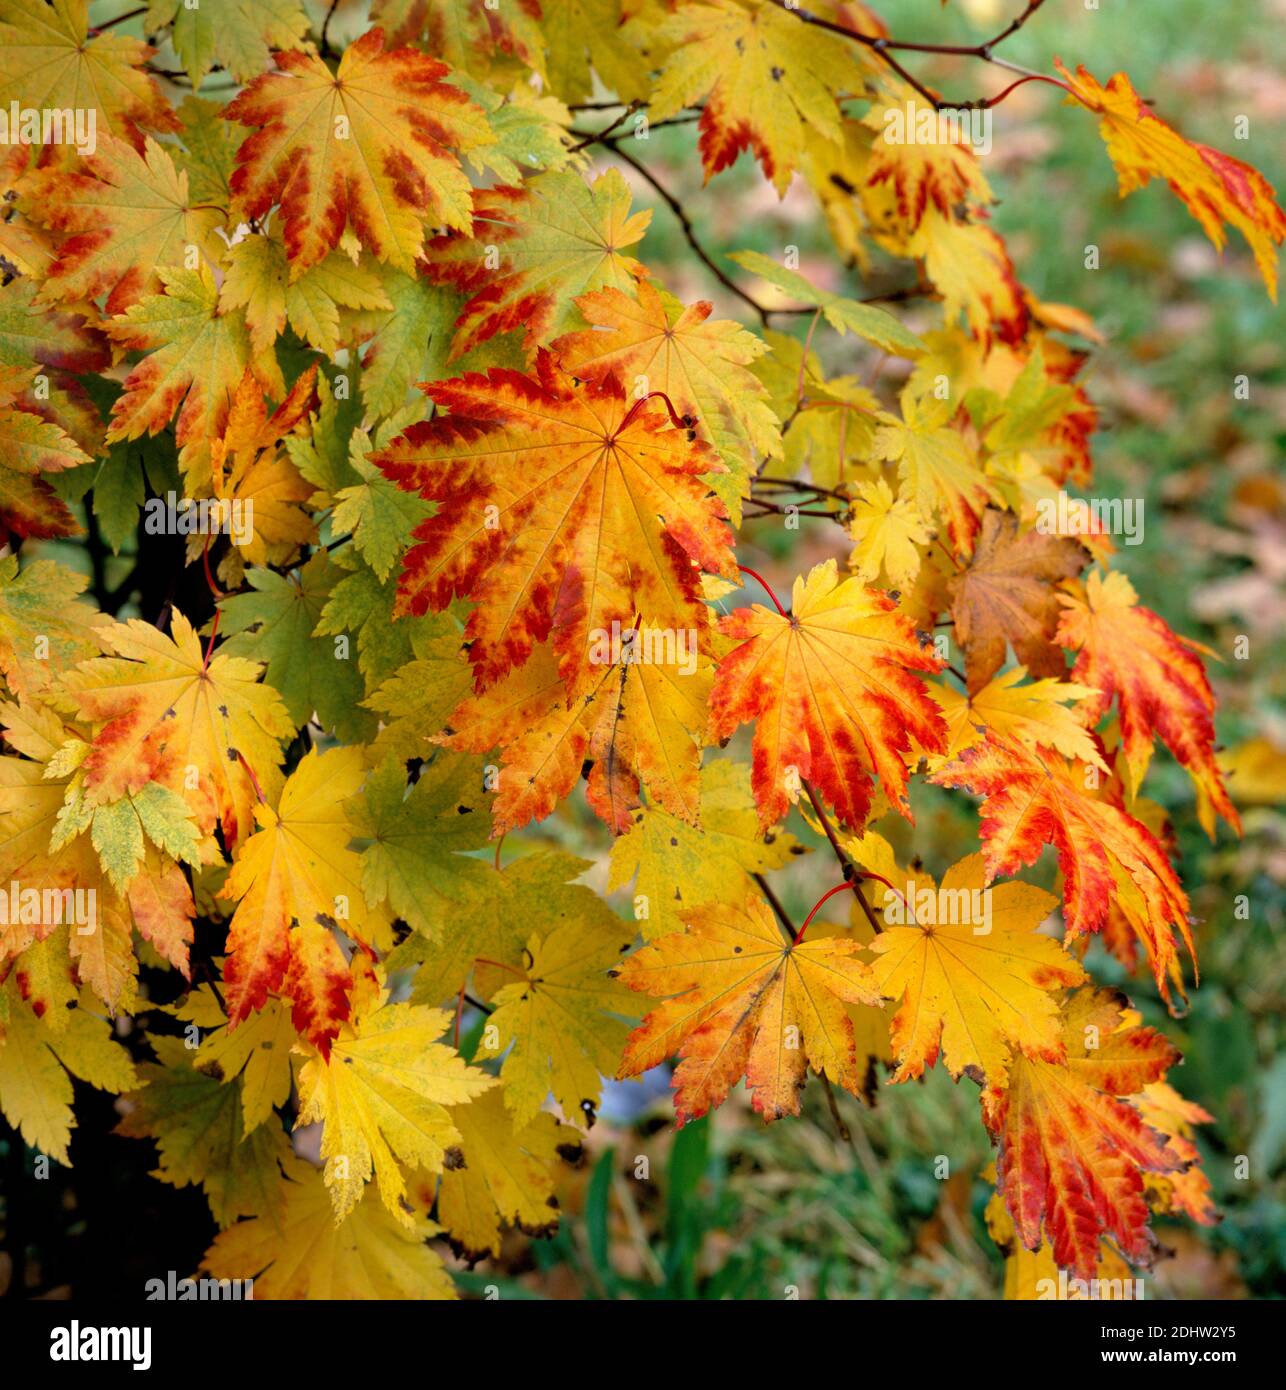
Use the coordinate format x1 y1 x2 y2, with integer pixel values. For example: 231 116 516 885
802 780 883 936
568 101 641 153
768 0 1071 112
751 871 797 946
90 5 145 34
319 0 342 58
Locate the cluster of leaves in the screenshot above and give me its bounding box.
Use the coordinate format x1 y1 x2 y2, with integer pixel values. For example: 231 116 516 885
0 0 1279 1299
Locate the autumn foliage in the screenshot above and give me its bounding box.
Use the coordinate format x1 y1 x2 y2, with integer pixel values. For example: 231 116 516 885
0 0 1279 1300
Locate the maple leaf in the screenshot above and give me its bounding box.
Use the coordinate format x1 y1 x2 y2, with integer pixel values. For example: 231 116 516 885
860 84 993 233
607 759 804 940
730 251 927 357
224 29 493 278
26 136 222 316
537 0 649 104
0 0 179 156
174 93 241 210
373 0 545 80
204 368 319 569
1057 60 1286 298
116 1034 292 1226
330 413 436 582
219 234 392 359
649 0 861 195
349 753 494 937
58 608 293 848
295 971 496 1224
1056 570 1239 836
361 611 474 764
0 363 87 539
146 0 311 88
436 1090 572 1262
398 850 610 1007
907 211 1029 346
708 559 946 832
105 266 274 485
752 331 881 489
982 987 1185 1282
0 983 136 1164
477 914 636 1130
873 388 999 555
437 635 711 835
950 508 1088 693
217 552 373 743
617 893 883 1123
932 732 1192 965
375 351 735 693
420 169 651 361
0 276 109 377
848 477 932 590
202 1156 457 1299
931 666 1107 771
868 853 1086 1086
174 985 295 1136
551 282 781 521
1137 1081 1218 1227
985 1178 1137 1300
220 746 392 1052
0 702 146 1010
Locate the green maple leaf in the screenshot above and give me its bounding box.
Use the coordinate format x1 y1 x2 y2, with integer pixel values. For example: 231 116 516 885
217 550 373 742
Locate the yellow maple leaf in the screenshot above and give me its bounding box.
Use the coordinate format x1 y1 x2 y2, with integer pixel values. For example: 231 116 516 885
202 1157 457 1298
295 978 496 1225
869 853 1086 1086
617 893 883 1123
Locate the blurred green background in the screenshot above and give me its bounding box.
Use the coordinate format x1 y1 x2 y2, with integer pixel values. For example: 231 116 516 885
468 0 1286 1300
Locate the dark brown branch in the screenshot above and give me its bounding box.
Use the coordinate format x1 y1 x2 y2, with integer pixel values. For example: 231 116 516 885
751 872 797 946
802 780 883 936
568 112 701 150
767 0 1068 112
89 5 145 34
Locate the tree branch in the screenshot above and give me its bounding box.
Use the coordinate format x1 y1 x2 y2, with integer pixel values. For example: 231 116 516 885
768 0 1071 111
802 780 883 936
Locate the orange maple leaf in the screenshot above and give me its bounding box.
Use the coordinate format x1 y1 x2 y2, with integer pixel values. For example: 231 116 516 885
708 560 946 832
615 894 883 1124
439 636 711 835
58 610 294 849
224 28 491 277
1056 570 1239 837
932 732 1193 991
221 748 391 1056
0 364 85 541
983 987 1186 1282
1057 60 1286 299
0 0 179 158
950 508 1088 694
25 136 222 316
374 351 736 694
420 169 651 361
